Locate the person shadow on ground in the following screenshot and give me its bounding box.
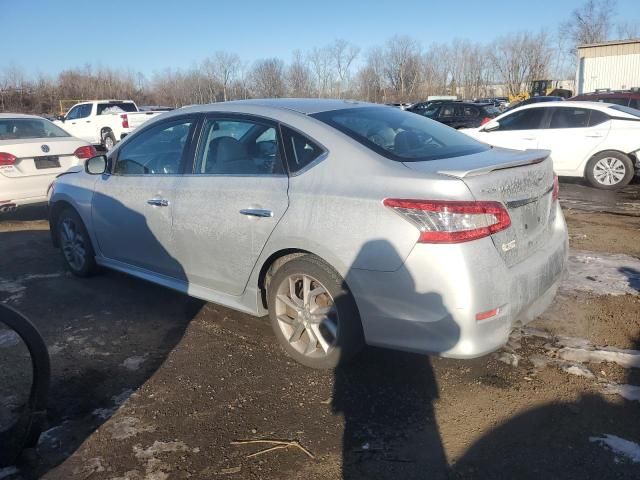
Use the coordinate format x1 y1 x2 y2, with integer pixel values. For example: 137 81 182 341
332 239 460 479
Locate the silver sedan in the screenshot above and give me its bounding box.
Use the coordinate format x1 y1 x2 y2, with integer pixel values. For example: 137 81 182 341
49 99 568 369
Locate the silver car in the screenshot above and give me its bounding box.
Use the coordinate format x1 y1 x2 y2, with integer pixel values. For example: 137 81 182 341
49 99 568 369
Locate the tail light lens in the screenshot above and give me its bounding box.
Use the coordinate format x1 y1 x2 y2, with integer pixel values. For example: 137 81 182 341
74 145 98 159
0 152 17 166
383 199 511 244
480 117 491 126
121 114 129 128
552 174 559 202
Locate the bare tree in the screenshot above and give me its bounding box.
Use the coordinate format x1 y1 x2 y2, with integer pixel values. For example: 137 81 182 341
489 31 551 97
308 47 332 97
617 21 640 40
203 51 240 102
382 36 422 100
250 58 286 98
329 39 360 98
287 50 313 97
560 0 617 47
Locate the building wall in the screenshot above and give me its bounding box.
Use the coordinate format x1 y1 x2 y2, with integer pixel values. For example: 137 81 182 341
577 41 640 94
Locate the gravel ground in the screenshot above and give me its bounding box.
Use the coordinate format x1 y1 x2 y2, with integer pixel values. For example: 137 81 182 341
0 179 639 479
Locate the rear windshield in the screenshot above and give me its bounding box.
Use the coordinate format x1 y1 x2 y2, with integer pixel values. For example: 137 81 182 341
0 118 70 140
311 106 489 162
97 102 138 115
609 105 640 118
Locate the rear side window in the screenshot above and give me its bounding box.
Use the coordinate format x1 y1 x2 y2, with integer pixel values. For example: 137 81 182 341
498 108 546 131
588 110 610 126
312 106 488 162
463 106 479 117
97 102 138 115
609 105 640 118
281 126 325 173
549 108 590 128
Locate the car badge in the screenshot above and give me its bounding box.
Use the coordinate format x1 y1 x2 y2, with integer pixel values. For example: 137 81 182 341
41 145 50 153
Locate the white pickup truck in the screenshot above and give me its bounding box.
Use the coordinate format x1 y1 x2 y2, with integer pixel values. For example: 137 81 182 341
54 100 164 150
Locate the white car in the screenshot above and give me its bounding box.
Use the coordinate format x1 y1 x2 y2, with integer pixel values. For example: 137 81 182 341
54 100 162 150
461 102 640 189
0 114 96 212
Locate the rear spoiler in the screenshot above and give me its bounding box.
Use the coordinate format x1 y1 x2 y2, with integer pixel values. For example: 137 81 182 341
436 150 550 178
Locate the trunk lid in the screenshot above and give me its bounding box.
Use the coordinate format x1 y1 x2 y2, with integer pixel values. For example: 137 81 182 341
0 137 86 178
403 147 556 267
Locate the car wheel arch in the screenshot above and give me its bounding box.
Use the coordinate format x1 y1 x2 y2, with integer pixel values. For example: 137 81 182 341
49 201 95 251
582 148 634 176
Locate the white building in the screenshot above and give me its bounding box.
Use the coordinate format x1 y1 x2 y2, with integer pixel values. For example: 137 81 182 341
576 38 640 94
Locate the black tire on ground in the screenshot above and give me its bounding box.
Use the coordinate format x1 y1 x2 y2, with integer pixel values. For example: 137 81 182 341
267 254 364 369
102 130 116 151
56 208 98 277
585 150 634 190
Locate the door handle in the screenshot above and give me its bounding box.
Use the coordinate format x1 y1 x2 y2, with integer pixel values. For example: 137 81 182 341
86 120 91 123
147 198 169 207
521 137 536 141
585 134 603 138
240 208 273 218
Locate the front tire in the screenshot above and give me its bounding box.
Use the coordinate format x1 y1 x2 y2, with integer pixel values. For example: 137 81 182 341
585 151 634 189
57 208 97 277
267 255 364 369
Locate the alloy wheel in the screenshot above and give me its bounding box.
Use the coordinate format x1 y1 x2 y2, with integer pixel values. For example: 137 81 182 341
60 218 86 271
593 157 626 186
274 274 339 358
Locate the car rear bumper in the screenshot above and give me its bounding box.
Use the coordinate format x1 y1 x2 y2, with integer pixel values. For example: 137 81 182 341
0 176 51 208
346 203 568 358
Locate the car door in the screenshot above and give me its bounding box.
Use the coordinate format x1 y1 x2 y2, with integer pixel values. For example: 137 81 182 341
63 104 96 143
92 116 197 279
437 104 457 127
477 107 546 150
536 107 610 175
170 115 289 295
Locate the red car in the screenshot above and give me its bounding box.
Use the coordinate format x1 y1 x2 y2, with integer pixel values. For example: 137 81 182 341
570 89 640 109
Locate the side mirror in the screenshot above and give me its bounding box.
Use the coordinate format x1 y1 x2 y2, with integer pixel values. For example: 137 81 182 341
483 120 500 132
56 115 65 122
85 155 107 175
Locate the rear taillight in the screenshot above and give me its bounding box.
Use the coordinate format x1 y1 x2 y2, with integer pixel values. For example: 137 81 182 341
74 145 98 159
383 199 511 244
0 152 17 166
552 174 559 202
480 117 491 126
121 114 129 128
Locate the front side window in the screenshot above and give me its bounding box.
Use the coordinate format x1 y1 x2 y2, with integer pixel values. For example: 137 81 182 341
67 104 91 120
194 118 283 175
312 106 489 162
463 106 479 117
0 118 70 140
497 108 546 131
114 119 193 175
549 108 590 128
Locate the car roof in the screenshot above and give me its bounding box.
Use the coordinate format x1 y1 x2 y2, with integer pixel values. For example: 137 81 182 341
514 100 613 111
0 113 46 120
209 98 376 115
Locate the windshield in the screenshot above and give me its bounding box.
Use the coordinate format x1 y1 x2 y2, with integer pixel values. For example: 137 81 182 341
312 106 489 161
0 118 71 140
609 104 640 118
97 102 138 115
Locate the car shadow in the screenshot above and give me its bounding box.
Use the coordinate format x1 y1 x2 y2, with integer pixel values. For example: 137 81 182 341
333 239 460 479
0 191 204 478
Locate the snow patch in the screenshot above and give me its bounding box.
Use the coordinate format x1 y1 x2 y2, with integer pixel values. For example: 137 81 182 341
122 355 147 371
0 467 19 479
562 250 640 296
107 416 156 440
557 346 640 369
590 434 640 463
602 383 640 402
0 330 20 348
0 273 63 304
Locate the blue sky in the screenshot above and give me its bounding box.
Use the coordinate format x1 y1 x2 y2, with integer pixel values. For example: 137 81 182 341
2 0 638 77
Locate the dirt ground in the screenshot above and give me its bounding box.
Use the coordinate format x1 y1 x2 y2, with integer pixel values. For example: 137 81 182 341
1 179 639 479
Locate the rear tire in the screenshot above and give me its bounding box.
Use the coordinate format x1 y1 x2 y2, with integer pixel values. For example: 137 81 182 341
585 151 634 189
56 208 97 277
267 255 364 369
